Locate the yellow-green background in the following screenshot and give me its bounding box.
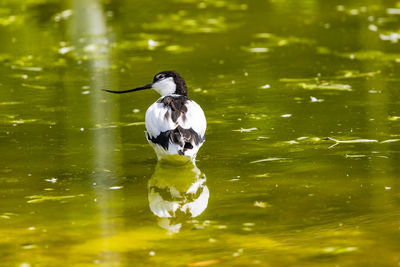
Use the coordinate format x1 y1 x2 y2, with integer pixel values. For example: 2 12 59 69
1 0 400 266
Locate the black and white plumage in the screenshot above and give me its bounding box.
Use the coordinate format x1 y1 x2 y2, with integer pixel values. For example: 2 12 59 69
147 162 208 233
104 71 206 162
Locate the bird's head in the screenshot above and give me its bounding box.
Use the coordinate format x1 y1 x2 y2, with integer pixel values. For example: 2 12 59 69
104 70 187 96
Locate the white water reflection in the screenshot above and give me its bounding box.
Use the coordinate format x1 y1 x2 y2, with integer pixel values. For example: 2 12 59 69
68 0 122 265
148 162 209 233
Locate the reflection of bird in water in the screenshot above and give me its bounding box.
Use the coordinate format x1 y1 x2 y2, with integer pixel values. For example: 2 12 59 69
104 71 206 163
148 162 209 233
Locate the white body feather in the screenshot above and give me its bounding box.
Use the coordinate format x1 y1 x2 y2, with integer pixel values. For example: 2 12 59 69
145 95 206 162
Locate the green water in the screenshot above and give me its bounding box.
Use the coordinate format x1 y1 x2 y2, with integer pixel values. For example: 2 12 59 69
1 0 400 266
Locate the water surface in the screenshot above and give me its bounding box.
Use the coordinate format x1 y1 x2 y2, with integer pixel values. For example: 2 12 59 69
1 0 400 266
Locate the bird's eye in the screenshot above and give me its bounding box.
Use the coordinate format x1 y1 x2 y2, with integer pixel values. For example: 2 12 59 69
157 74 165 80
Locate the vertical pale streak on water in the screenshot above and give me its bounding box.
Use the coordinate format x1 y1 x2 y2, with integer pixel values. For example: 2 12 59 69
70 0 122 263
359 5 392 207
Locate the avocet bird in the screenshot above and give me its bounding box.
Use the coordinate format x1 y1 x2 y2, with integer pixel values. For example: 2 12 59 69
104 71 206 163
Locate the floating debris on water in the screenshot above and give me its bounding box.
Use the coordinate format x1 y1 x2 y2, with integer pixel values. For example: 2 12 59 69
165 45 194 53
0 212 16 219
253 173 270 178
58 46 74 55
109 186 123 190
368 24 378 32
327 137 400 146
388 116 400 121
322 246 358 254
281 114 292 118
21 83 47 90
93 122 145 129
251 32 314 47
376 155 389 159
19 66 42 72
245 47 269 53
21 243 36 250
8 118 38 124
253 32 273 38
250 158 290 163
381 139 400 143
345 154 367 158
232 127 258 132
15 74 28 80
45 178 57 183
26 194 84 203
281 71 380 83
298 82 352 91
326 137 379 143
0 101 23 106
297 136 309 141
310 96 324 102
53 9 73 22
254 201 271 208
379 32 400 43
114 35 165 52
325 137 379 148
147 39 160 50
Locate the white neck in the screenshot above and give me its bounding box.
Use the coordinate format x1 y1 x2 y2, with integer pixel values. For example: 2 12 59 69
152 77 176 96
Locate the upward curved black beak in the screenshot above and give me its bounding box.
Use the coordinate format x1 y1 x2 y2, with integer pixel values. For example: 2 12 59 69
103 83 153 94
